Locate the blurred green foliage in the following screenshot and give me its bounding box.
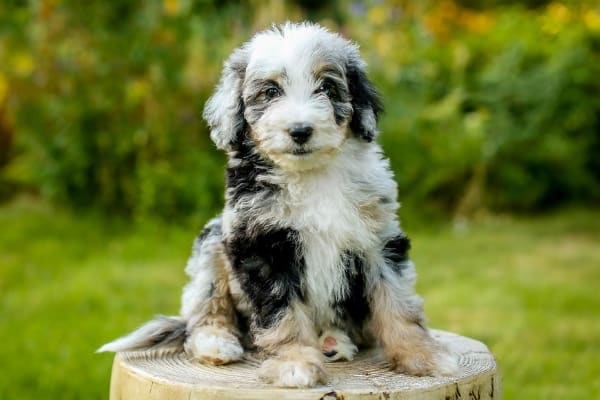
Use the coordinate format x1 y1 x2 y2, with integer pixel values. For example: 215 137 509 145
350 1 600 214
0 0 599 219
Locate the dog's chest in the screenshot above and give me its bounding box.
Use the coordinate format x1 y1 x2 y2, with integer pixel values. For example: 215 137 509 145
278 169 380 239
276 172 381 321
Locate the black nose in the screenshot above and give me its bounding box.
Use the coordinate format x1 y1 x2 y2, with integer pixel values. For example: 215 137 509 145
288 124 313 145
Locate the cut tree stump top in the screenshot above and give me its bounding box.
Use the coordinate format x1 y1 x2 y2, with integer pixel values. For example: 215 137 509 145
109 330 501 400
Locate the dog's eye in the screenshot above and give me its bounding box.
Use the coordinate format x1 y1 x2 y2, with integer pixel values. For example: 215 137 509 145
315 80 336 97
264 86 281 99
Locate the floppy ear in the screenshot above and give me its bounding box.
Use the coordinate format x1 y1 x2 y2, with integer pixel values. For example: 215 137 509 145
346 60 383 142
203 48 248 151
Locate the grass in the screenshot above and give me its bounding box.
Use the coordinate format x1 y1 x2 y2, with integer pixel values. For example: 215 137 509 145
1 197 599 399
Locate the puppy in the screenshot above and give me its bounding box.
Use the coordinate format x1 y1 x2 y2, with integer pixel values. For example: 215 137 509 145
99 22 457 388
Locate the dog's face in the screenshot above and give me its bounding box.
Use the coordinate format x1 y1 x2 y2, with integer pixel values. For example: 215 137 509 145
242 29 354 171
204 23 382 171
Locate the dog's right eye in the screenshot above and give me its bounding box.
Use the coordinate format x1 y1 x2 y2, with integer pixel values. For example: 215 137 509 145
264 86 281 99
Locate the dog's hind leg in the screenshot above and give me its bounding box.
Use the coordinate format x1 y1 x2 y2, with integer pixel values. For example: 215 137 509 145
181 218 244 365
368 239 457 376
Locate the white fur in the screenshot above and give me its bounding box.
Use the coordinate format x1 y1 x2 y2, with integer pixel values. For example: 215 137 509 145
186 326 244 364
245 23 356 83
433 349 460 377
259 360 320 387
180 219 221 319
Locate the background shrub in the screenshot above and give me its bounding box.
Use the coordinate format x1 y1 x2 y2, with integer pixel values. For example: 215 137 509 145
0 0 598 219
349 1 600 214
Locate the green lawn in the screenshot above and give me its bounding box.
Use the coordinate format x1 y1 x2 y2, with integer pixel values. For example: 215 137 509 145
1 197 599 399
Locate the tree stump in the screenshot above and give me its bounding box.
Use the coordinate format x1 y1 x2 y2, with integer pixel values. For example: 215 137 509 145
109 330 501 399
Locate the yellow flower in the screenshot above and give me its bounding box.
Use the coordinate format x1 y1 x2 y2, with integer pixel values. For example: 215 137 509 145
374 31 396 58
424 1 459 41
11 52 34 77
547 2 571 24
542 2 572 35
460 10 494 34
367 6 388 26
125 79 150 106
583 9 600 31
163 0 180 17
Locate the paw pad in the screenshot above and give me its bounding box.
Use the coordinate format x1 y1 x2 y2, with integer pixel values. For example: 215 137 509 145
318 330 357 361
321 336 338 358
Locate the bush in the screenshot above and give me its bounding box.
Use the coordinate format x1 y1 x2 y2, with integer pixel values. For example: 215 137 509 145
1 1 599 219
349 1 600 213
1 1 248 219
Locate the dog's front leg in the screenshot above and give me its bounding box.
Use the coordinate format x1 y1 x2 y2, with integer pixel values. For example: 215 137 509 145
254 302 327 388
226 226 326 387
181 222 244 365
369 250 457 376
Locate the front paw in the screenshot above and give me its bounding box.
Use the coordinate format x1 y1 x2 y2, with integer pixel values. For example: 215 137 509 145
258 346 327 387
185 325 244 365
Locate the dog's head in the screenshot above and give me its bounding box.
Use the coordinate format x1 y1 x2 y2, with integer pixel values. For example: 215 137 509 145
203 22 382 171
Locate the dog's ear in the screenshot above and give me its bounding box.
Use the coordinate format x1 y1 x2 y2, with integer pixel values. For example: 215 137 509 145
346 60 383 142
203 48 248 151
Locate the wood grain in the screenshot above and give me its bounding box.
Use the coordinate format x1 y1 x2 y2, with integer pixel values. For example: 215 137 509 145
109 330 501 399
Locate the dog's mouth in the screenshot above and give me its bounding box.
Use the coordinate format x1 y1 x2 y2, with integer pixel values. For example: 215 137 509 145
289 148 313 156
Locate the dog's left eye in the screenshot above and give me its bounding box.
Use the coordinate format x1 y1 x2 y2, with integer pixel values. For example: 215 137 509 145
315 80 336 97
264 86 281 99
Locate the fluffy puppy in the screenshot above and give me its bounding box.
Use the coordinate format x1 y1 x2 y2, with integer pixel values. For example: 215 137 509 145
99 22 457 387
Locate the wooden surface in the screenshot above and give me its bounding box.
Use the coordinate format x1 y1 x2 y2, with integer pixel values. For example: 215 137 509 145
109 330 501 400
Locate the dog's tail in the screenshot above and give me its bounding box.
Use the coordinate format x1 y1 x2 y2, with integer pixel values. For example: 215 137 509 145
96 316 187 353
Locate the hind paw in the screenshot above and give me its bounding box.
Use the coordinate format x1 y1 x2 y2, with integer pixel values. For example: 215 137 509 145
318 329 358 361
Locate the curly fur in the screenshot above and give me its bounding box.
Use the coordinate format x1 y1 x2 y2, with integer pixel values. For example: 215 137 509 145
99 22 457 387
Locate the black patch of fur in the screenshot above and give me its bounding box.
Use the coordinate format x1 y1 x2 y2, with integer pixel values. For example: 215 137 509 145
334 252 371 327
332 97 353 126
229 97 247 149
226 140 279 204
333 106 349 125
383 234 411 274
226 226 305 329
346 63 383 142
